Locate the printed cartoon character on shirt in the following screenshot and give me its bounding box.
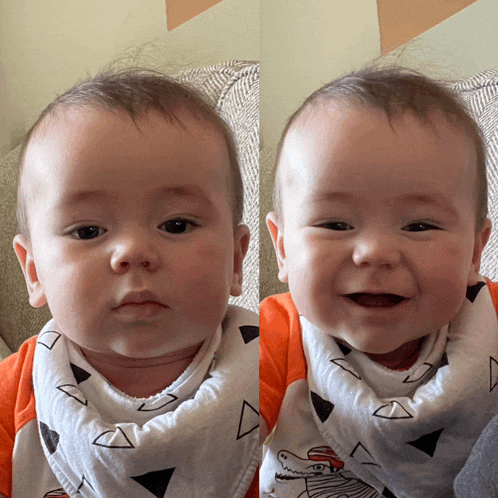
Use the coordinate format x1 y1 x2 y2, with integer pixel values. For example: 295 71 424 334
43 489 69 498
276 446 379 498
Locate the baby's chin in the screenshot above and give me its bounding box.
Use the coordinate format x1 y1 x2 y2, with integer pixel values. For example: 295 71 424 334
63 332 205 363
335 335 428 370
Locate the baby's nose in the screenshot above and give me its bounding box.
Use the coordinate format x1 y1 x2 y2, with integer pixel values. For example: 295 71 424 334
110 234 161 273
352 233 401 269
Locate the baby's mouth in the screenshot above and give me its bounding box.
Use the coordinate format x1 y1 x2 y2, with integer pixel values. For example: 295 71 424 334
346 293 407 308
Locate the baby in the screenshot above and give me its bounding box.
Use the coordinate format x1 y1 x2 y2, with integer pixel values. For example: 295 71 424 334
260 67 498 498
0 69 259 498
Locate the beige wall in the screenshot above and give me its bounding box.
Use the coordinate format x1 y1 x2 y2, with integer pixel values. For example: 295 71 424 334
0 0 259 157
261 0 498 155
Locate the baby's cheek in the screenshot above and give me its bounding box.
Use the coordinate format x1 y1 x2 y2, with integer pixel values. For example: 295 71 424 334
179 242 234 303
425 266 469 326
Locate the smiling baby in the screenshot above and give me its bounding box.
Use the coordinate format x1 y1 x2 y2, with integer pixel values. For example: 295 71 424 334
260 67 498 498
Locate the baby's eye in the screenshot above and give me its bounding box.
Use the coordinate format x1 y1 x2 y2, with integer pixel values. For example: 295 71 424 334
71 226 106 240
318 221 353 231
160 218 197 234
403 222 439 232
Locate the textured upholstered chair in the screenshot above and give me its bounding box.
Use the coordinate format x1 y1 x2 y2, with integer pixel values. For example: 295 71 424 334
259 68 498 301
0 61 259 359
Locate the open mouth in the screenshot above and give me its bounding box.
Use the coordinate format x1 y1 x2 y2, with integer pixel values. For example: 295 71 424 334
346 293 406 308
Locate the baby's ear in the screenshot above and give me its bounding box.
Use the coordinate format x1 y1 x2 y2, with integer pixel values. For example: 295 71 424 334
266 212 288 283
230 224 250 297
468 218 492 286
13 234 47 308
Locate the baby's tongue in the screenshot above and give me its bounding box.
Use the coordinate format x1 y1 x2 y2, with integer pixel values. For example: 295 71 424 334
357 294 396 307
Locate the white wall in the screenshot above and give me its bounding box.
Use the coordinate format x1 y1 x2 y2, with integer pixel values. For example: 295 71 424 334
0 0 259 157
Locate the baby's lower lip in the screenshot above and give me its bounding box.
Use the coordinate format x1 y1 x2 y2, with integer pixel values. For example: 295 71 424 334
114 301 167 319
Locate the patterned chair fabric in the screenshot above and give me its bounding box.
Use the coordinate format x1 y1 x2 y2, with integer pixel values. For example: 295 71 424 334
449 70 498 283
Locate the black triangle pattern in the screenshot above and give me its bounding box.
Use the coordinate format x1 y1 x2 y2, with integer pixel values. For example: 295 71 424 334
330 358 361 380
39 421 60 455
43 488 67 497
372 400 413 420
239 325 259 344
137 394 178 412
92 427 135 449
490 357 498 393
402 363 433 384
350 442 381 467
70 363 91 384
56 384 88 406
383 487 397 498
37 330 61 350
466 281 486 302
77 475 95 493
407 428 444 457
131 468 176 498
310 391 334 423
236 400 259 440
438 352 449 369
338 342 352 356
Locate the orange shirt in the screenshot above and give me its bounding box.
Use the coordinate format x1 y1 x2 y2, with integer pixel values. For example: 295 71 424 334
260 293 306 431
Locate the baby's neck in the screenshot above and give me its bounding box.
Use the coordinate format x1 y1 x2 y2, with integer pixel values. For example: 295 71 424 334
78 343 203 398
364 337 425 371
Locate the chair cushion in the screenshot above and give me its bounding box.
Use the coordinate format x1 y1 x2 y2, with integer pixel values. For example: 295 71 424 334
450 69 498 282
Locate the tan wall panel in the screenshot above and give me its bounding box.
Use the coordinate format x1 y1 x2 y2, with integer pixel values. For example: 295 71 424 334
377 0 477 54
166 0 224 30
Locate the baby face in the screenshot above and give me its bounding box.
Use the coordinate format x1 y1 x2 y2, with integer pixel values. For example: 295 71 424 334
15 108 248 358
268 103 491 356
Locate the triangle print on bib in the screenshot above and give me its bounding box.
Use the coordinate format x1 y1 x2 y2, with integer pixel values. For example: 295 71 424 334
303 280 498 498
32 305 259 498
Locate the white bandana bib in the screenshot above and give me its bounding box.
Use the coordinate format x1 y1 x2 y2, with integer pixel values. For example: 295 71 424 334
303 281 498 498
32 305 259 498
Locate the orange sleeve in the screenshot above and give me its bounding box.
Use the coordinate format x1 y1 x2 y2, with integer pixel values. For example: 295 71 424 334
0 336 37 498
244 469 258 498
260 294 307 431
485 279 498 320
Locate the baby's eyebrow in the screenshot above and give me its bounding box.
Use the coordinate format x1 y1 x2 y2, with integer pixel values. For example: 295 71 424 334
310 191 354 203
396 193 459 216
56 185 213 208
56 189 108 207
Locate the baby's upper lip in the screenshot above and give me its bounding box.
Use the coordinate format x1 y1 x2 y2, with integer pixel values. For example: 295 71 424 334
114 290 166 308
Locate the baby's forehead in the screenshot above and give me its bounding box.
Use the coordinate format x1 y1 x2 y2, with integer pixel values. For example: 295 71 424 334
276 102 479 212
280 102 474 175
23 105 227 177
20 106 232 215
